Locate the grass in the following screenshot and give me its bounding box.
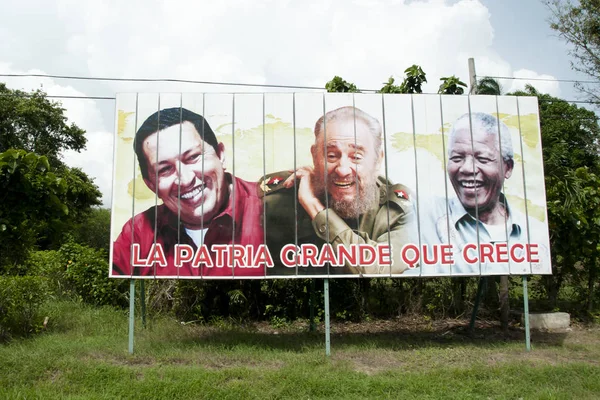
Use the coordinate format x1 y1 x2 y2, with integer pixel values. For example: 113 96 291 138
1 301 599 399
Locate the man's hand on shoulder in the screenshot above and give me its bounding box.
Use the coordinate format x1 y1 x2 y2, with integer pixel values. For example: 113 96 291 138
282 166 313 188
296 167 325 219
276 166 324 219
260 167 324 219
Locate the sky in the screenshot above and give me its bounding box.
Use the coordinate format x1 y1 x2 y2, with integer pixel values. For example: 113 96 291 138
0 0 590 206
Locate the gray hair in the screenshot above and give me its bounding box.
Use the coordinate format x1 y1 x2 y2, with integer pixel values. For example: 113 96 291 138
448 112 513 162
314 106 382 151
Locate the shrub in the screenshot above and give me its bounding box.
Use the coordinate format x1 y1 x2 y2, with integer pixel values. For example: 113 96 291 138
19 243 128 308
59 242 128 308
0 276 49 341
22 250 67 297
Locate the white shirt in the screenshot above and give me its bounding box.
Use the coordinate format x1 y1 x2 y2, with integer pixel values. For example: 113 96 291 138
185 228 209 247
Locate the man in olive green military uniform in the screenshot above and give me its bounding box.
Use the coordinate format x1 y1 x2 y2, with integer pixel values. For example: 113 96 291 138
260 106 416 276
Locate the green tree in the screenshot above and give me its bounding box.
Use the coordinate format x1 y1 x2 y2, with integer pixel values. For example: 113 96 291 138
0 83 86 169
438 76 467 95
547 0 600 103
73 207 111 252
512 85 600 178
0 150 68 272
475 77 503 95
0 84 102 270
42 167 102 249
399 65 428 94
378 76 404 94
325 76 360 93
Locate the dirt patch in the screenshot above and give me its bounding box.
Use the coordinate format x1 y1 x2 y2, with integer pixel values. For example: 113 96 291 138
43 368 63 383
334 350 407 375
84 352 155 366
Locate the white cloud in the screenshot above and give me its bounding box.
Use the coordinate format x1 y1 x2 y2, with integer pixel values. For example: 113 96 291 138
0 63 105 131
507 69 561 97
51 0 505 92
0 0 566 207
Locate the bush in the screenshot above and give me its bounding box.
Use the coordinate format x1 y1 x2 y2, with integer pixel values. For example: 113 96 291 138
59 242 128 308
0 276 49 341
261 279 314 322
20 243 128 308
173 280 263 323
72 208 111 252
23 250 67 297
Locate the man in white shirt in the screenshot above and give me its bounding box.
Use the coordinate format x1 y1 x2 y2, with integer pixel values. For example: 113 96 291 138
420 112 549 275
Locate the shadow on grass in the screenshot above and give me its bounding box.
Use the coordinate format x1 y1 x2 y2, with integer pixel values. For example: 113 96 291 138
157 320 569 352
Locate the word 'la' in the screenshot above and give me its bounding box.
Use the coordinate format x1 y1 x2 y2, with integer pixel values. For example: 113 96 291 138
131 243 274 268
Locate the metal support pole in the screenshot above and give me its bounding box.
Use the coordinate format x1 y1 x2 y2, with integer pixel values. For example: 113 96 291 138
140 280 147 329
309 279 316 332
324 278 331 356
128 279 136 354
468 57 477 94
522 275 531 351
469 277 486 334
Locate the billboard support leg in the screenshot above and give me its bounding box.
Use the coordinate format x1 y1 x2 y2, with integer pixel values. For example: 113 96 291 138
324 278 331 356
128 279 135 354
140 280 147 329
469 277 486 335
522 275 531 351
309 279 316 332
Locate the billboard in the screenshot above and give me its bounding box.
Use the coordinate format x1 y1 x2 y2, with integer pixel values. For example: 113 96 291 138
109 93 551 279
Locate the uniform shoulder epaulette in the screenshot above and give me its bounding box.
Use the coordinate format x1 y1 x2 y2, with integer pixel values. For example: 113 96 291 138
257 170 294 198
387 183 413 206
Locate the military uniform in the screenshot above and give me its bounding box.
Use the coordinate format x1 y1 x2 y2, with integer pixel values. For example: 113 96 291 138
259 171 417 276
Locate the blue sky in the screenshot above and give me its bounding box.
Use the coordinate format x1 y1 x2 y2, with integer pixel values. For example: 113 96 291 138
484 0 587 100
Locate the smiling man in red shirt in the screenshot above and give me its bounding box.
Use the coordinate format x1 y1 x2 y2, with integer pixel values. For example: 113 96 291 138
111 107 265 278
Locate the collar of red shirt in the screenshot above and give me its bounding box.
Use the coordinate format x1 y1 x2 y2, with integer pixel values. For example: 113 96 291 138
149 172 249 249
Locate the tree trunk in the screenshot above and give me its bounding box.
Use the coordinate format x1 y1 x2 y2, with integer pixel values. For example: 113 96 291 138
587 263 597 315
452 278 466 316
545 273 563 310
499 276 510 335
484 277 499 314
359 278 371 319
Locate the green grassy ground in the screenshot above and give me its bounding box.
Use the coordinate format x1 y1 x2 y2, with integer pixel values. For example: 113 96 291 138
1 301 599 399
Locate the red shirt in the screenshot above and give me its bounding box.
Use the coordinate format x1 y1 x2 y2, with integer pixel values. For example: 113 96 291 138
111 174 265 278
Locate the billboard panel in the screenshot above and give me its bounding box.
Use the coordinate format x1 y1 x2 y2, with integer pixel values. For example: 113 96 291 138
109 93 552 279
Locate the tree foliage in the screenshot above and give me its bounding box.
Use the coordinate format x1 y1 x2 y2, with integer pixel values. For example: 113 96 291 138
41 167 102 249
438 76 467 95
511 84 600 313
399 65 428 94
378 65 428 94
474 77 503 95
0 84 102 272
512 85 600 177
0 83 87 169
73 207 111 252
547 0 600 103
0 150 69 272
378 76 404 94
325 76 360 93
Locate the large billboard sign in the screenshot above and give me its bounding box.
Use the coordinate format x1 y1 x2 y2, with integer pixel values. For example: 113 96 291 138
109 93 551 279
